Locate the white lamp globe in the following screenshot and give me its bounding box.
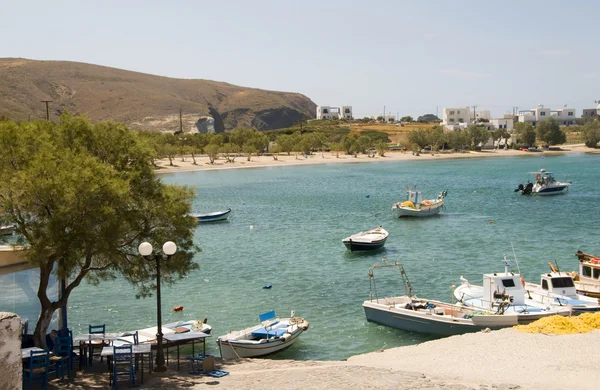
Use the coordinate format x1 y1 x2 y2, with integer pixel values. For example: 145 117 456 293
162 241 177 256
138 242 153 256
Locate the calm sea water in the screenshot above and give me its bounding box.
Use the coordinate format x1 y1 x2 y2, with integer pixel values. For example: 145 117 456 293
65 153 600 360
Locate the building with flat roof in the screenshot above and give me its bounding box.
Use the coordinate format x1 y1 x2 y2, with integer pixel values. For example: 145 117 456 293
518 105 576 126
442 107 471 130
316 105 352 120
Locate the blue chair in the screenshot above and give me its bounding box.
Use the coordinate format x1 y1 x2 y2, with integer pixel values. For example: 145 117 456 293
50 335 72 380
110 345 135 389
88 324 109 366
23 350 50 390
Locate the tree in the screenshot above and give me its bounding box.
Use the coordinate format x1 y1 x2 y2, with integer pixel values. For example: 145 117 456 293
220 143 240 163
356 135 373 154
0 115 199 348
492 128 509 149
581 120 600 148
328 141 343 158
408 128 430 149
466 125 490 149
276 134 295 156
400 116 413 123
375 141 388 157
204 143 220 164
536 118 566 146
242 143 258 161
270 144 282 160
447 129 467 151
514 122 536 147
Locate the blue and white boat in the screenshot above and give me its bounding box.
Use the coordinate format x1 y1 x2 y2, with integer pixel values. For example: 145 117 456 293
216 310 309 359
190 208 231 223
362 262 519 336
392 188 446 218
342 226 388 252
524 269 600 314
515 169 571 195
454 258 572 324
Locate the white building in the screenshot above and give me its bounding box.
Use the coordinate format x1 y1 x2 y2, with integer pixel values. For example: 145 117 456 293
518 105 576 126
316 105 352 120
442 107 471 129
490 118 513 131
475 110 491 121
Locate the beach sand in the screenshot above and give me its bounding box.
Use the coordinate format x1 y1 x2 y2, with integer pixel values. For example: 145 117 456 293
153 144 598 174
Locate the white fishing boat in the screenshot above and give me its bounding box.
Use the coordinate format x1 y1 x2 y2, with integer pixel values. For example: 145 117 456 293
362 261 518 336
189 208 231 223
454 257 571 324
392 188 446 218
216 310 309 359
571 250 600 298
524 266 600 314
515 169 571 195
342 226 389 252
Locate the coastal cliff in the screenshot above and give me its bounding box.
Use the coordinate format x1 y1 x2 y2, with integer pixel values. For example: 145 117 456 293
0 58 316 132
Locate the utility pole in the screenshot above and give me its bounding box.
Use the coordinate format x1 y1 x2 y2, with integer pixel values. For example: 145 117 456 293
383 105 385 122
41 100 52 121
179 108 183 133
472 105 477 123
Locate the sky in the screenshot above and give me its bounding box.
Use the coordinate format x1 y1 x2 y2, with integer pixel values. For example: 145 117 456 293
1 0 599 119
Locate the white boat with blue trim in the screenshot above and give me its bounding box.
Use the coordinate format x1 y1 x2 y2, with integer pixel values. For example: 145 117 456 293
454 258 572 324
190 208 231 223
515 169 571 195
216 310 309 359
362 262 519 336
392 188 446 218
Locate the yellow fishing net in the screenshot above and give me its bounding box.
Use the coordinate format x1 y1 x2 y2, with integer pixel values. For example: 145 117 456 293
400 201 415 209
516 312 600 334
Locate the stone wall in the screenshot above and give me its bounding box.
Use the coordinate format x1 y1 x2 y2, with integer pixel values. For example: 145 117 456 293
0 312 22 390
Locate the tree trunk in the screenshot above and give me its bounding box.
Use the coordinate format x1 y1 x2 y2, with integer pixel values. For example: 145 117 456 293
33 303 57 349
191 153 197 165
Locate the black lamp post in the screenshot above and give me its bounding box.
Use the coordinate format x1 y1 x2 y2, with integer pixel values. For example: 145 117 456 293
138 241 177 372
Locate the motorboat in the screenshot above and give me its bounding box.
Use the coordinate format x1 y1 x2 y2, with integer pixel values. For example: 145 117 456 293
216 310 309 359
571 250 600 298
190 208 231 223
362 261 519 336
454 257 571 324
342 226 389 252
515 169 571 195
392 188 446 218
523 266 600 314
0 224 17 236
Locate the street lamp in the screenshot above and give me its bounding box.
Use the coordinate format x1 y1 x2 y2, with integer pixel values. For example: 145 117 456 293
138 240 177 372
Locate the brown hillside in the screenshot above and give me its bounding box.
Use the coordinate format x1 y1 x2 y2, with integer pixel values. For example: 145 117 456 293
0 58 316 132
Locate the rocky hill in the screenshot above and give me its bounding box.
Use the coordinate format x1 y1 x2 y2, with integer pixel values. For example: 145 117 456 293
0 58 316 132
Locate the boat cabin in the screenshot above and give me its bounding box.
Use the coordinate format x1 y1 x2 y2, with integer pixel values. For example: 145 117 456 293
407 190 422 205
483 272 525 307
575 251 600 285
536 169 556 185
539 272 577 296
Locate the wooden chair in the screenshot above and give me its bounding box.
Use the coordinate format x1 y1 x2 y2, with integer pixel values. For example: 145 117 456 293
23 350 50 390
110 345 135 389
50 335 72 380
87 324 109 366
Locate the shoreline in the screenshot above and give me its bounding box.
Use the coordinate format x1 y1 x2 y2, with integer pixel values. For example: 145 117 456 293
153 144 599 174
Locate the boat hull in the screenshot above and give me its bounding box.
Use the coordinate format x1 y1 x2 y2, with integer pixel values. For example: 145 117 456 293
363 301 516 336
192 209 231 223
217 326 305 359
393 201 443 218
533 185 569 195
343 238 387 252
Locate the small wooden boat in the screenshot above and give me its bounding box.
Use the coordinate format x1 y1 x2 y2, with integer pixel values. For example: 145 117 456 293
216 310 309 359
392 188 446 218
342 226 389 252
571 250 600 298
190 208 231 223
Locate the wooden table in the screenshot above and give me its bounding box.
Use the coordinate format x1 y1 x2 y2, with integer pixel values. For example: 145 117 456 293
21 347 47 360
163 331 211 371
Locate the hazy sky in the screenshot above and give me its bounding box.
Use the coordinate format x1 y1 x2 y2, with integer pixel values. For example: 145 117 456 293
2 0 599 118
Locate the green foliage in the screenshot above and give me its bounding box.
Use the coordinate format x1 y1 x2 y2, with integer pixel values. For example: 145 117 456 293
581 120 600 148
536 118 566 146
514 122 536 146
400 116 414 122
0 114 199 347
447 129 468 151
467 125 490 149
204 143 220 164
375 141 388 156
220 143 240 162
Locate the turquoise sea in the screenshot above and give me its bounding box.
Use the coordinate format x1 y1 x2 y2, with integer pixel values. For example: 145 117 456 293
48 153 600 360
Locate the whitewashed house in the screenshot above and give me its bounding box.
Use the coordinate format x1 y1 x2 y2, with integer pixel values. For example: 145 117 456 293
518 105 576 126
316 105 352 120
442 107 471 130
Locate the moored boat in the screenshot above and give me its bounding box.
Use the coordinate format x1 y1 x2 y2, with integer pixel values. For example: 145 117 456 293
572 250 600 298
342 226 389 252
190 208 231 223
0 224 17 236
515 169 571 195
524 266 600 314
454 258 572 324
362 261 519 336
392 188 446 218
216 310 309 359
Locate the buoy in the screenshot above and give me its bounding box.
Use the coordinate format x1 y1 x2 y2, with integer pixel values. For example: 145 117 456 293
173 305 184 312
474 191 477 193
263 285 272 289
249 225 254 230
489 220 493 224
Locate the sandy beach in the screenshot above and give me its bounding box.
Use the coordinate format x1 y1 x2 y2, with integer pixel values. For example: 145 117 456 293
154 144 598 174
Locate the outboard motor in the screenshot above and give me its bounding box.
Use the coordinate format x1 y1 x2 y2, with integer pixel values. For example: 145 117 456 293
523 182 534 195
514 184 524 193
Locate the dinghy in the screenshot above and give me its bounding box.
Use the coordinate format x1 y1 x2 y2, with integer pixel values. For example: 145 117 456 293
342 226 389 252
190 208 231 223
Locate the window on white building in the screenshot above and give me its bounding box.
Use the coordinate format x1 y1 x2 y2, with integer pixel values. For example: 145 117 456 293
449 111 455 115
449 118 455 123
568 112 573 116
540 112 546 116
457 111 461 114
345 109 350 113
